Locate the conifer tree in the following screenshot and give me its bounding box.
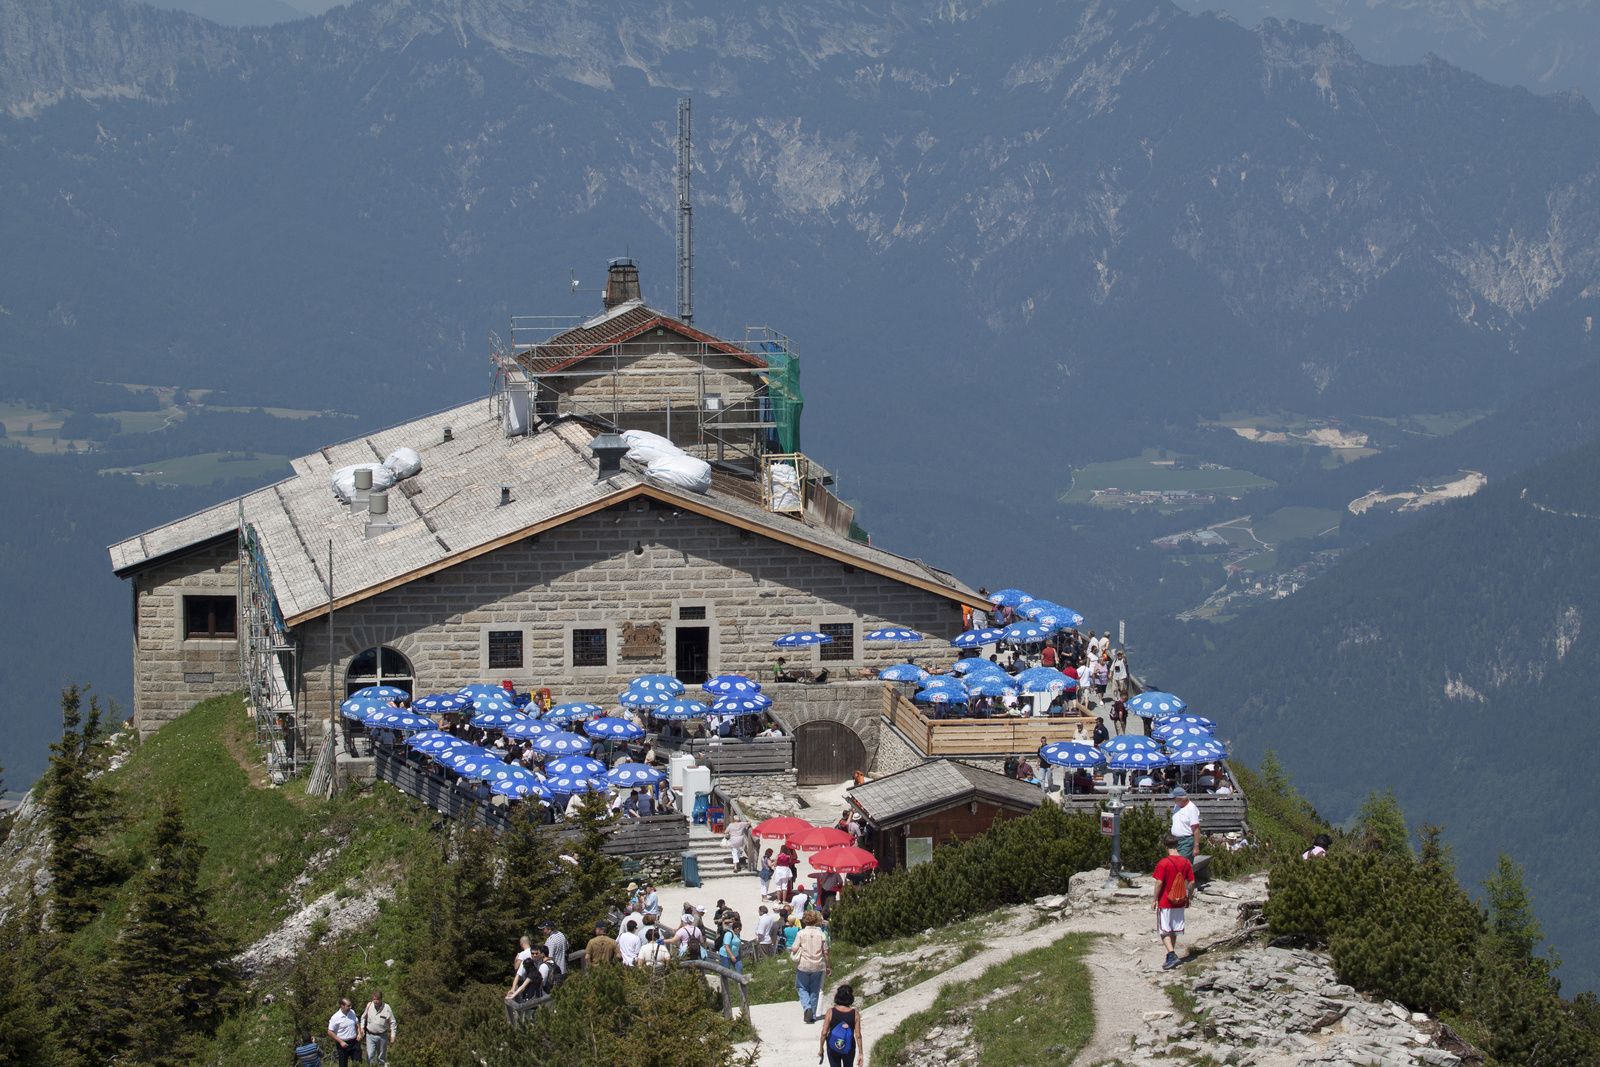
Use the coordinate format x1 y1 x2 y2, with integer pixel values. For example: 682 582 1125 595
1481 852 1551 974
0 903 58 1066
0 754 13 848
558 791 624 936
1353 788 1410 856
43 685 122 934
102 797 237 1067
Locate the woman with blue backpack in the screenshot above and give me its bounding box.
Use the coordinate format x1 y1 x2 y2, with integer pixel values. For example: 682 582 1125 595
817 984 863 1066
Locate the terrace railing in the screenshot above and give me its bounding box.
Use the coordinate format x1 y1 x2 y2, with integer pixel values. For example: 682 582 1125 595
881 684 1097 756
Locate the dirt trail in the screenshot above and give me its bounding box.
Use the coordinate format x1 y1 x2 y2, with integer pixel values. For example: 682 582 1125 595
745 870 1261 1066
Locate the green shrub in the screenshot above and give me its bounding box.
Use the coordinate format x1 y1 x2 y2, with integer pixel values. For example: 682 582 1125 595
831 803 1165 945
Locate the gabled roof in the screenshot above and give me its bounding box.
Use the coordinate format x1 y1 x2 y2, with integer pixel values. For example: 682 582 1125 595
518 302 767 376
108 400 985 626
848 760 1045 826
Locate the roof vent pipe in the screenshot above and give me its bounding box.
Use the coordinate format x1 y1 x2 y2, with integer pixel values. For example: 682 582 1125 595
368 489 388 518
591 432 628 481
354 468 373 491
443 425 454 443
352 466 372 513
500 485 512 507
603 258 641 310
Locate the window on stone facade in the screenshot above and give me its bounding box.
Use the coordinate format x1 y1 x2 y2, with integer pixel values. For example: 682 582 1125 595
346 645 414 697
820 622 855 661
488 630 524 670
183 595 237 639
678 605 706 620
573 628 608 667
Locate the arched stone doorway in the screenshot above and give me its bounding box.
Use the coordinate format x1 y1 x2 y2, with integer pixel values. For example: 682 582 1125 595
794 720 868 785
345 645 415 697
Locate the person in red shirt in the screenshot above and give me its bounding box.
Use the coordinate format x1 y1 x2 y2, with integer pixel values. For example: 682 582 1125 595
1152 833 1196 970
1040 644 1056 668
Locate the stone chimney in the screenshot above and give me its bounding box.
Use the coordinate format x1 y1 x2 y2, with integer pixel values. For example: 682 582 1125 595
603 258 641 309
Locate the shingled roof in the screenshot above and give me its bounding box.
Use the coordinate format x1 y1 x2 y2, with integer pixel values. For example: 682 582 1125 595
848 760 1045 827
108 401 984 626
517 302 767 376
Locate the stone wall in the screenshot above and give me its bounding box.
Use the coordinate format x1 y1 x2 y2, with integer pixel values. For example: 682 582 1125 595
871 719 929 776
768 681 885 763
130 539 243 737
293 502 965 715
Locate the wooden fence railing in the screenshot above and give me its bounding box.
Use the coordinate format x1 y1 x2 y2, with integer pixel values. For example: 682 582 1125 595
505 954 751 1027
655 734 794 774
881 684 1097 756
373 748 690 854
1057 789 1250 832
305 731 339 799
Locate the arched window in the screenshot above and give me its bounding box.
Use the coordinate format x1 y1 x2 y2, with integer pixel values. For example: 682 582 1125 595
346 646 415 697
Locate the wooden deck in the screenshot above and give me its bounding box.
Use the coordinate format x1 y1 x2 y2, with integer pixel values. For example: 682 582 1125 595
654 734 794 774
374 747 689 854
1057 789 1249 832
881 684 1097 756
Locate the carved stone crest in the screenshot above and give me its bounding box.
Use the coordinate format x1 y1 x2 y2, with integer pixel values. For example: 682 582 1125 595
619 621 663 658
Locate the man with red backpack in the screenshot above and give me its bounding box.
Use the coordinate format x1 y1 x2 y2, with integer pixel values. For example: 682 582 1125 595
1152 833 1195 970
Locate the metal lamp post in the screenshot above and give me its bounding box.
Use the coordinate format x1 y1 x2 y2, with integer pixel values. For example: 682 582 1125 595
1102 783 1128 890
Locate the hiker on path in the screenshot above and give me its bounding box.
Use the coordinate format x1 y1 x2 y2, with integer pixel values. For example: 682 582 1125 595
726 815 750 871
542 920 569 978
1170 787 1201 860
586 922 622 966
819 983 865 1066
325 998 361 1067
358 989 397 1064
791 910 831 1024
1153 833 1196 970
293 1032 324 1066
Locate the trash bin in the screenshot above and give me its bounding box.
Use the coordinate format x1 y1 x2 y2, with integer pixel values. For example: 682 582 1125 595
681 850 701 888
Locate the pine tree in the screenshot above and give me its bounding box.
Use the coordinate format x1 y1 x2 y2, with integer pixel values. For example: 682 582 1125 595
558 792 625 938
1481 852 1552 974
0 903 58 1066
102 797 238 1067
1354 788 1410 856
0 753 13 848
43 685 122 934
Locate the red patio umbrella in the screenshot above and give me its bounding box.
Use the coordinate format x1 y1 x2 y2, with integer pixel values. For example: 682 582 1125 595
787 825 854 852
753 816 813 839
809 845 879 873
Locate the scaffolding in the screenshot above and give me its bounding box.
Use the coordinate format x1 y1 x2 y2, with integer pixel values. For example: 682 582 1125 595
507 316 794 469
237 503 300 782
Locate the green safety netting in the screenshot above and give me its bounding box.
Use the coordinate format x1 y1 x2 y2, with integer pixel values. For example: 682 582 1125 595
761 345 803 455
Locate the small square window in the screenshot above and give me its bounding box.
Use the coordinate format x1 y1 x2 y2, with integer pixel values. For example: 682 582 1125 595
573 628 608 667
679 605 707 620
820 622 855 661
488 630 524 670
183 596 236 639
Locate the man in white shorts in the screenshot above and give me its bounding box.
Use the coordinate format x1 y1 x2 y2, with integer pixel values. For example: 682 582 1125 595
1152 833 1195 969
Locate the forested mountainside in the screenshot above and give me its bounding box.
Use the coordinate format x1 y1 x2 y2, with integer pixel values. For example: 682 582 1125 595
1144 437 1600 994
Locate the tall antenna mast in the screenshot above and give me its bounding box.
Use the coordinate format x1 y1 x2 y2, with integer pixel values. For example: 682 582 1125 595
676 97 694 325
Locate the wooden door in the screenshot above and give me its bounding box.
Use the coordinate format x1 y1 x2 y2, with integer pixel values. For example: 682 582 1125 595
794 720 867 785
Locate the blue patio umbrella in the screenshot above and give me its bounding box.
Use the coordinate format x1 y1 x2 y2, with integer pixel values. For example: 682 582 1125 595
434 744 499 763
1152 721 1215 743
482 763 539 784
630 674 686 694
1152 713 1216 732
1001 620 1055 644
1040 742 1107 768
403 729 455 746
470 709 529 729
701 674 763 696
1107 747 1170 771
533 731 593 756
608 763 667 786
1128 692 1187 719
774 631 833 647
410 735 470 755
349 685 409 702
1022 601 1062 620
619 688 672 708
442 753 507 778
917 675 965 689
950 628 1006 649
367 710 437 732
710 695 769 714
879 663 931 682
966 677 1020 697
492 777 553 800
948 659 989 675
544 702 606 724
657 699 712 719
545 773 604 794
1016 666 1073 693
467 693 519 715
585 716 645 741
1103 734 1162 753
458 683 512 700
865 628 923 642
1166 740 1229 765
987 588 1035 607
546 756 606 778
502 719 560 739
412 692 471 714
1030 605 1084 628
914 687 969 704
339 697 389 722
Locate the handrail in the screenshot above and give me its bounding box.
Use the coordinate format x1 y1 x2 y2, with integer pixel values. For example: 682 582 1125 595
503 956 751 1026
305 731 338 799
